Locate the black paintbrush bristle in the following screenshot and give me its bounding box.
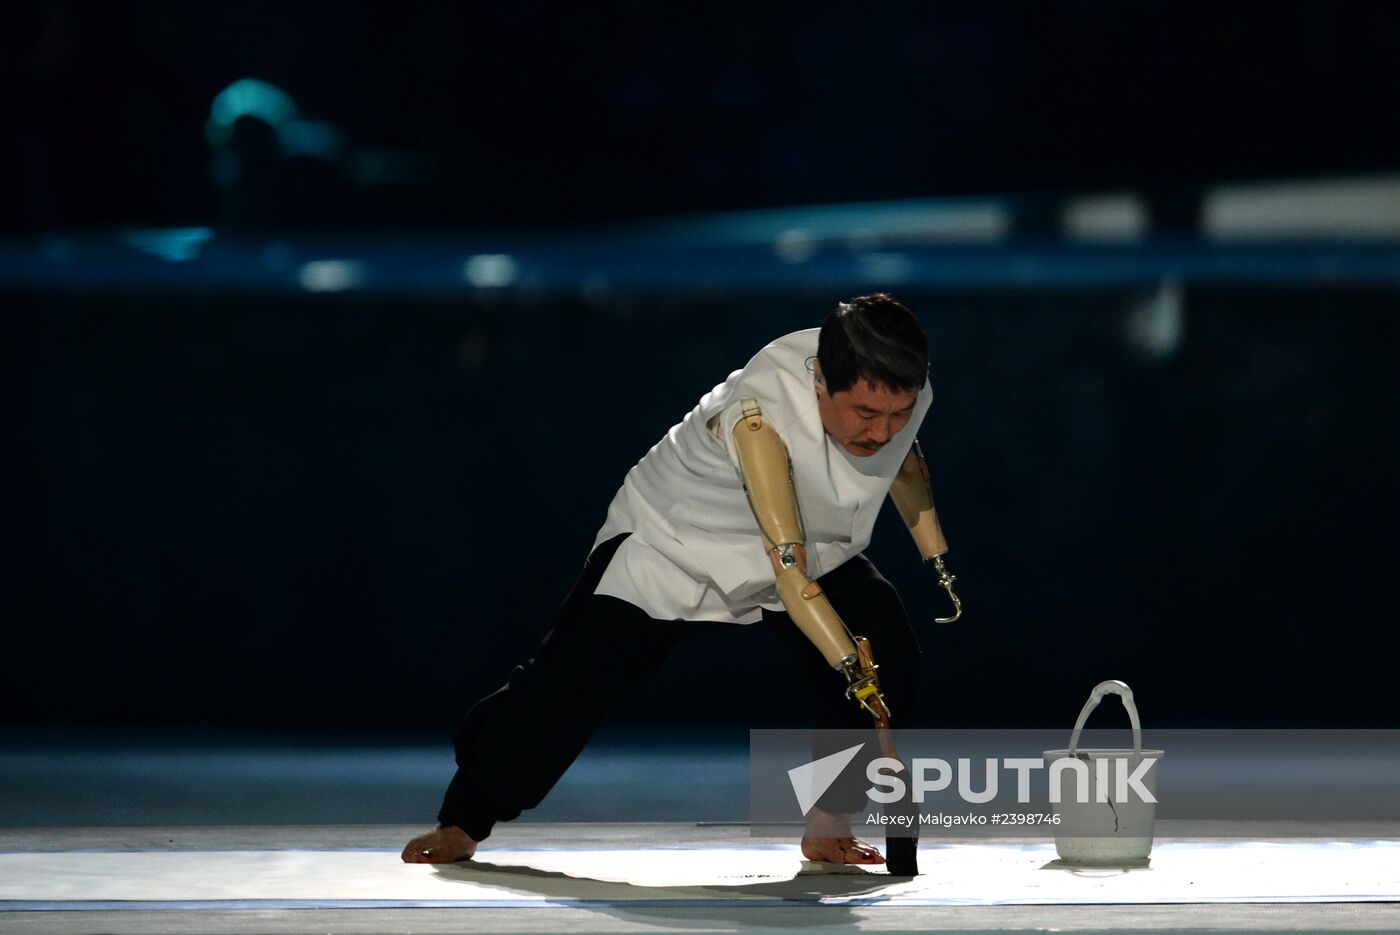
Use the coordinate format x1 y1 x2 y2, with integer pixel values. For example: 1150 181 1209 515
885 835 919 876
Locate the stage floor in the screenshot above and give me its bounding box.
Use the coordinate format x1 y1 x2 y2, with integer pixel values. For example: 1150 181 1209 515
3 823 1400 934
4 733 1400 932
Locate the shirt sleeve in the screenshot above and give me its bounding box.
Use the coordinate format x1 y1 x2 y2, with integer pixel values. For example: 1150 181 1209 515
707 397 751 473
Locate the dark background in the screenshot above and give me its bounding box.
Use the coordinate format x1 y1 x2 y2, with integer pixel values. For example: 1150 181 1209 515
4 2 1399 734
4 1 1399 230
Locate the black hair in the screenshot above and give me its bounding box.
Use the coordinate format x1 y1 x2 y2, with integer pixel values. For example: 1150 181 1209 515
816 293 928 395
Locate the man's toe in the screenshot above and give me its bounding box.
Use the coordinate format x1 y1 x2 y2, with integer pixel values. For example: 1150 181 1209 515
844 839 886 864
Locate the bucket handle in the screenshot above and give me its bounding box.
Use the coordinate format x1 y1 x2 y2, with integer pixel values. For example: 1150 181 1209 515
1067 680 1142 756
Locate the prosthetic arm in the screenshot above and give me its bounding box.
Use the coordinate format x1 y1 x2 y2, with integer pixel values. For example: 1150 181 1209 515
729 398 888 720
889 439 963 623
732 397 920 875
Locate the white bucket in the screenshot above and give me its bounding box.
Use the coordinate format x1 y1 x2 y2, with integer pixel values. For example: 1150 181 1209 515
1042 680 1164 866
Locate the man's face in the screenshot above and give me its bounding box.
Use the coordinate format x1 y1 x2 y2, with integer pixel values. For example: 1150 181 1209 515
815 369 920 457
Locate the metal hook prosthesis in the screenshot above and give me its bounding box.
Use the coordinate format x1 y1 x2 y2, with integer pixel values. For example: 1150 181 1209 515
932 555 963 624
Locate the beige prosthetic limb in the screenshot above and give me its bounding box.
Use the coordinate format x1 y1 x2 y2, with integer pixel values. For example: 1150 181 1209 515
732 397 917 873
730 398 888 719
889 439 963 623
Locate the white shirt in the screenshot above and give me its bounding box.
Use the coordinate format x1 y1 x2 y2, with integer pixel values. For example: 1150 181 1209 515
592 328 932 624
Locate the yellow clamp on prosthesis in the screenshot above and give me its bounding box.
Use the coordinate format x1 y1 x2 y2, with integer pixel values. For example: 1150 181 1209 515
845 668 887 718
844 637 892 723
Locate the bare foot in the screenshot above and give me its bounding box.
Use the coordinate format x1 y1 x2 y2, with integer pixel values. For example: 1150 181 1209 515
801 806 885 865
801 835 886 864
401 825 478 863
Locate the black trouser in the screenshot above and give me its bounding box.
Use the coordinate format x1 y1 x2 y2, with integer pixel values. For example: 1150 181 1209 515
437 533 922 842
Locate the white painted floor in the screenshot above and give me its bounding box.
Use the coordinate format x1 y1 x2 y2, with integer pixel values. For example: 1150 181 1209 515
3 824 1400 933
5 733 1400 931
